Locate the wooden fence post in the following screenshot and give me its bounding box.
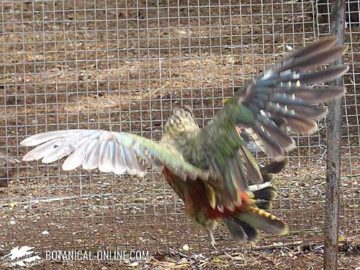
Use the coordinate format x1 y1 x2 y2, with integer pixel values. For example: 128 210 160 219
324 0 345 269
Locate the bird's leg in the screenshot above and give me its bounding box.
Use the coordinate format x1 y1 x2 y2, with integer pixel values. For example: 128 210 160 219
207 229 217 249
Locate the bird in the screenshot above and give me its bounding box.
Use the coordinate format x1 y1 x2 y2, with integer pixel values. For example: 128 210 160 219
21 36 348 246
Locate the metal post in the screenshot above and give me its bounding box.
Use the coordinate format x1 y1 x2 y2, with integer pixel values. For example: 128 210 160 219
324 0 345 269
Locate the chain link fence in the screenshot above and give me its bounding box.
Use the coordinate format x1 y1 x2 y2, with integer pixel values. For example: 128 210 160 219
0 0 359 268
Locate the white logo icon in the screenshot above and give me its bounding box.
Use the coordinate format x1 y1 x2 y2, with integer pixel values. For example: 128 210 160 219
2 246 42 267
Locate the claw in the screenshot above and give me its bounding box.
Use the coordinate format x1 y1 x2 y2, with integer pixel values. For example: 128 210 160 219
208 230 217 249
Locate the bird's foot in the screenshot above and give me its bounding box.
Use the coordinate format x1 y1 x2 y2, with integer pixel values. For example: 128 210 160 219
208 230 217 249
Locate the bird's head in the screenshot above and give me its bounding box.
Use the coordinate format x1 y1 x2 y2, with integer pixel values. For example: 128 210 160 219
164 104 199 135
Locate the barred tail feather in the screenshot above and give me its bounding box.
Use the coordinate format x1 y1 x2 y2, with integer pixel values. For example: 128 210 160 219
238 207 288 235
225 207 287 242
225 157 288 241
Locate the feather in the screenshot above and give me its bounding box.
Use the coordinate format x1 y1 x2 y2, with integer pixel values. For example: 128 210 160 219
113 142 126 174
238 207 288 235
42 144 73 164
20 130 70 147
62 137 93 170
256 115 295 149
82 139 101 170
227 158 242 200
99 140 113 173
239 146 262 185
275 86 345 103
284 65 348 85
278 45 348 72
291 36 337 58
22 129 209 181
23 139 60 161
224 217 258 241
211 37 348 160
252 122 284 159
267 103 318 133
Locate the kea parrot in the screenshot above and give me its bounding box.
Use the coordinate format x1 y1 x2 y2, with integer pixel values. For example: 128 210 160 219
21 36 348 246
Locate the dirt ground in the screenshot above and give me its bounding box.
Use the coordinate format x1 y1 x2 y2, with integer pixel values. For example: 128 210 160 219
0 1 359 269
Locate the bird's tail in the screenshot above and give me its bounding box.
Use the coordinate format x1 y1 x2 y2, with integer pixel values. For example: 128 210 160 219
249 182 277 211
224 159 288 241
224 206 288 241
249 158 288 209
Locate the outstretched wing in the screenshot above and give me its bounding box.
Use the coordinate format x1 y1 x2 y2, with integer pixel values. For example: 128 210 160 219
232 36 348 159
21 130 209 181
195 36 348 210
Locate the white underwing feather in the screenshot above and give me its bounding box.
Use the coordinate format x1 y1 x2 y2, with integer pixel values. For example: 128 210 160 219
21 129 209 181
82 139 101 170
62 137 92 170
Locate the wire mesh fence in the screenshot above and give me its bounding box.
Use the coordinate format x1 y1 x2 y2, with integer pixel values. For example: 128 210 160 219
0 0 359 268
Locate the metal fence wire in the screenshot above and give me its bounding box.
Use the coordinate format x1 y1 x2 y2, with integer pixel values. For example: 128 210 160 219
0 0 359 268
